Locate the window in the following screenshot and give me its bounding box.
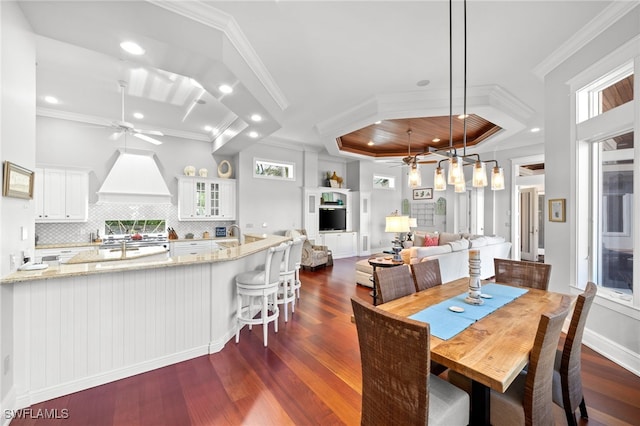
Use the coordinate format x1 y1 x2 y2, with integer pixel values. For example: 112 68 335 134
373 175 395 189
575 55 636 306
253 158 295 180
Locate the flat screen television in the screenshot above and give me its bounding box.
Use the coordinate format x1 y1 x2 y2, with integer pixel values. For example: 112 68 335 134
319 208 346 231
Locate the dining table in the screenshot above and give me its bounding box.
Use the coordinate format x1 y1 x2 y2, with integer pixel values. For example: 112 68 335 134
376 277 572 426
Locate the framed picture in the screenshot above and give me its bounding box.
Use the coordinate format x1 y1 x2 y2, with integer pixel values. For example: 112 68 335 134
3 161 34 199
412 188 433 200
548 198 566 222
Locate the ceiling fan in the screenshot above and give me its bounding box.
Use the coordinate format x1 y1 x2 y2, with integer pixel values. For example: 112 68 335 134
389 129 436 167
106 80 164 145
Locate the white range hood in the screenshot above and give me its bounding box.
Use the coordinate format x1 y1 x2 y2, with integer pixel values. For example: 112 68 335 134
97 149 171 204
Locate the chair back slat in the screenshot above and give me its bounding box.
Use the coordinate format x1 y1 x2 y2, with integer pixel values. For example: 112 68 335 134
494 258 552 290
524 295 570 425
374 266 416 304
410 259 443 292
561 281 597 412
351 296 430 425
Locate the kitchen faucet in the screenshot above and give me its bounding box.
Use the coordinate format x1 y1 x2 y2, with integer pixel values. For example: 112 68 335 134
228 224 243 245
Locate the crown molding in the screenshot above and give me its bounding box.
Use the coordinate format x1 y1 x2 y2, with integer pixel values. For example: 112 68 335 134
149 0 289 111
532 2 638 80
37 107 210 142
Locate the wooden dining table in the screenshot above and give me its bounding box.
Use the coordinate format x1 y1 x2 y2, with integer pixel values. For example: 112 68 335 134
377 277 572 426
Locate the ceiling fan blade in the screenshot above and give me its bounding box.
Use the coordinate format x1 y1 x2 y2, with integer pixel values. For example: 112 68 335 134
133 133 163 145
134 128 164 137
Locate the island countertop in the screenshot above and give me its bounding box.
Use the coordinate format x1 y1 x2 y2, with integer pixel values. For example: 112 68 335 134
3 233 289 284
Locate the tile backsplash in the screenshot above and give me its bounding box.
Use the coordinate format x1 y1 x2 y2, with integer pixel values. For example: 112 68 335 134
35 203 234 245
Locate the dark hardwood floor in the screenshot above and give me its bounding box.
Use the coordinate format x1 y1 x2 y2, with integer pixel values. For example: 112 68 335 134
9 257 640 425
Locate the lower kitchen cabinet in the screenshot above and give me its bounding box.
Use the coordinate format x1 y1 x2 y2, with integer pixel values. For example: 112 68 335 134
170 239 236 256
35 245 94 263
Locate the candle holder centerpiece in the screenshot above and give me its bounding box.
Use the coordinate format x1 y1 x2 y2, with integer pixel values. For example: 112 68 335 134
465 249 484 305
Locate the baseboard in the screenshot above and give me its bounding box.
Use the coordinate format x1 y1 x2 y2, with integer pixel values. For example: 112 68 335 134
15 345 210 409
1 386 16 426
209 330 235 354
582 327 640 376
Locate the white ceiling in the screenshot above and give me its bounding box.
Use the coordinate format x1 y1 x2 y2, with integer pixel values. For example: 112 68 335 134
19 0 619 158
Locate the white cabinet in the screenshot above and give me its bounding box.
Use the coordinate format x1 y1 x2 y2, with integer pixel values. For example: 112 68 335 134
178 177 236 221
170 239 236 256
35 168 88 222
319 231 358 259
36 245 94 263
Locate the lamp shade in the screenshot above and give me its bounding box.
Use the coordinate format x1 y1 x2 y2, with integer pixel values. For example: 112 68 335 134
385 215 410 233
408 164 422 188
472 161 488 187
491 167 505 190
433 167 447 191
408 217 418 228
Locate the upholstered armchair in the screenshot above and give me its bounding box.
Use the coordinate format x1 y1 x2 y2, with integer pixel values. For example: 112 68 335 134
286 229 329 270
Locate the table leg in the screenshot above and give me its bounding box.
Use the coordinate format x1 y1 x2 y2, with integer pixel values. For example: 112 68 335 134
470 380 490 426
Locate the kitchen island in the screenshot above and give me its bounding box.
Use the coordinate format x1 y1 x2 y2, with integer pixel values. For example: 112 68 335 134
2 233 288 408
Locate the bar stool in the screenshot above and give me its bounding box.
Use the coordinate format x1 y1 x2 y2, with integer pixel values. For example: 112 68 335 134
277 241 295 322
289 236 305 302
235 243 287 347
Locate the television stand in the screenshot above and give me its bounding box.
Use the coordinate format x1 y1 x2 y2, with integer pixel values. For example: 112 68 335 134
318 231 358 259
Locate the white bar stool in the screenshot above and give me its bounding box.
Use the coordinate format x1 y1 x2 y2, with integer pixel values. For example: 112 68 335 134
278 238 304 321
235 243 287 347
290 236 305 301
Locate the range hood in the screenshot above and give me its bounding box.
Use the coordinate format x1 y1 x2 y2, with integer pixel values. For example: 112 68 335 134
97 149 171 204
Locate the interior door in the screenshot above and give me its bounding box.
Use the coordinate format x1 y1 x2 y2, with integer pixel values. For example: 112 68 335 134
520 187 539 261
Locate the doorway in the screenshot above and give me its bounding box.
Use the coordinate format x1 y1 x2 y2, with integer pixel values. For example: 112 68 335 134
511 155 545 261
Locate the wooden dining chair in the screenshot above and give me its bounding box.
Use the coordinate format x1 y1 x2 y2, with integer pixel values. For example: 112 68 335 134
449 295 570 426
553 281 597 426
494 258 552 290
410 258 443 292
350 296 469 426
374 266 415 304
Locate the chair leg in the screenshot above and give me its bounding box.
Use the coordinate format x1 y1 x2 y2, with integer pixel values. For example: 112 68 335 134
235 292 242 343
262 295 269 347
579 397 588 419
565 409 577 426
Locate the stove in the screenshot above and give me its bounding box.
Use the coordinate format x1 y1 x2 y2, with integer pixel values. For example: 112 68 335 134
99 234 169 249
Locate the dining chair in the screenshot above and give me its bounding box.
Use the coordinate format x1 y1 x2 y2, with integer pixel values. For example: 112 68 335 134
494 258 552 290
410 258 443 292
350 296 469 426
553 281 597 426
235 243 287 347
374 266 416 304
448 295 571 426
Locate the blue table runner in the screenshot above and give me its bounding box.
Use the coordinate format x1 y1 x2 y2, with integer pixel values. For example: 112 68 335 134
408 283 528 340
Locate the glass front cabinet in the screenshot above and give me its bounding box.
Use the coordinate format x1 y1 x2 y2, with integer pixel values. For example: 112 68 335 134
178 177 236 221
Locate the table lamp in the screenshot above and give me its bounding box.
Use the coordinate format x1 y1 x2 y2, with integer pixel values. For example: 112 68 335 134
385 212 410 261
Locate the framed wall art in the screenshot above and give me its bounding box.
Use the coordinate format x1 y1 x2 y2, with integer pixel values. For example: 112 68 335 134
412 188 433 200
548 198 566 222
3 161 34 199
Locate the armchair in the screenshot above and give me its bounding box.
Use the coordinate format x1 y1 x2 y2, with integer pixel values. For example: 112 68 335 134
286 229 329 271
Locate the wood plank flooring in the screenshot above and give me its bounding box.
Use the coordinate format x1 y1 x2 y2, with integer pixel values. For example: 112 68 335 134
9 257 640 425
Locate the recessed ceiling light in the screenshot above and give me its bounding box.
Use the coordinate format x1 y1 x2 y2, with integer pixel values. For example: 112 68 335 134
133 112 144 119
219 84 233 94
374 120 382 125
367 141 375 146
204 125 213 132
248 131 259 138
432 138 441 143
530 127 541 133
251 114 262 122
44 95 58 104
120 41 145 56
416 79 430 87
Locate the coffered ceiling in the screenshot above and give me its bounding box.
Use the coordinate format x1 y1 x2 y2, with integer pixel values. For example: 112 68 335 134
18 1 625 160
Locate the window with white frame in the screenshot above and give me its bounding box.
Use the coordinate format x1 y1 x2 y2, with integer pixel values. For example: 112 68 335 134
575 56 636 306
373 175 395 189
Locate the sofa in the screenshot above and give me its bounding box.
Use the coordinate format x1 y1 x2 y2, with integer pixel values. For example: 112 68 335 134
355 231 512 287
286 229 330 270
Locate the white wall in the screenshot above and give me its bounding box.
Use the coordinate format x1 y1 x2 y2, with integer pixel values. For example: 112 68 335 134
1 0 36 412
544 5 640 371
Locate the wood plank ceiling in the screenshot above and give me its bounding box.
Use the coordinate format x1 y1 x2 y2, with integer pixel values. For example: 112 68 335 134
337 115 502 159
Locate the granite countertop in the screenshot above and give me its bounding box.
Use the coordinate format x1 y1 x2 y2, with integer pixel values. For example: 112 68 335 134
64 246 169 264
35 236 240 250
4 234 288 284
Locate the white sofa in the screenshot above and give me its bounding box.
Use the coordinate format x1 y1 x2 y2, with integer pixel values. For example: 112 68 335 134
355 232 512 287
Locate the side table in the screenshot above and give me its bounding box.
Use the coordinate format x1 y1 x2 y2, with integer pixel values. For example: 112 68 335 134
368 254 405 305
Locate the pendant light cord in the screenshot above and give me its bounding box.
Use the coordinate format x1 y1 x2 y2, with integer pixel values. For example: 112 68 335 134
463 0 467 156
448 0 453 156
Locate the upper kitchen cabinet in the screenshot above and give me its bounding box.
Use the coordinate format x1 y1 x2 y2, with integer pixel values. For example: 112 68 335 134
34 168 88 222
178 177 236 221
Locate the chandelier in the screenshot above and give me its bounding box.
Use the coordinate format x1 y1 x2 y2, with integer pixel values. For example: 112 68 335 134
433 0 504 193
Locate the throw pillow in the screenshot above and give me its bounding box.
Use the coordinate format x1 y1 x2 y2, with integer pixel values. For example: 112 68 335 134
424 234 439 247
438 232 461 245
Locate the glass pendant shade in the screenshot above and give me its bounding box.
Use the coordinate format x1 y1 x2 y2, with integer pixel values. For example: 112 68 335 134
454 179 466 193
447 157 464 185
408 164 422 188
472 161 488 187
434 167 447 191
491 166 505 190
